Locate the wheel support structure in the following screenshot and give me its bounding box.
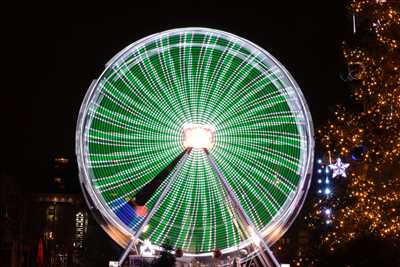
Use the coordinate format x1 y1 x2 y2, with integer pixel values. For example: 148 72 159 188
117 148 192 266
204 148 280 267
117 147 280 267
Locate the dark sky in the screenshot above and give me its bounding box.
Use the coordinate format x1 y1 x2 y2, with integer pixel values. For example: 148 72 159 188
3 3 350 188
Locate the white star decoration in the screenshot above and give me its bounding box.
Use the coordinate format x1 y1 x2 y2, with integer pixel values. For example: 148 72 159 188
328 158 350 178
140 239 155 257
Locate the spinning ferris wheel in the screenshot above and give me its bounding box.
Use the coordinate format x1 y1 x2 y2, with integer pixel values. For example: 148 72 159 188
76 28 314 266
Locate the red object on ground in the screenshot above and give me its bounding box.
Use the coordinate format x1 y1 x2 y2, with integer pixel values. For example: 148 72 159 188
36 238 44 266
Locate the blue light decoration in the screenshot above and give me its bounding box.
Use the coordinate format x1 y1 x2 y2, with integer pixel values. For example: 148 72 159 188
315 157 350 225
324 208 333 225
324 208 332 216
316 158 332 198
324 188 331 195
315 157 335 225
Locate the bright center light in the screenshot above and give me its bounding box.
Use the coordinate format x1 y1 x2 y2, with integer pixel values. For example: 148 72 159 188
182 123 216 149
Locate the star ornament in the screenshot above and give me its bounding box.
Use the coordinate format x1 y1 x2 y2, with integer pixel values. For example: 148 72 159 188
328 158 350 178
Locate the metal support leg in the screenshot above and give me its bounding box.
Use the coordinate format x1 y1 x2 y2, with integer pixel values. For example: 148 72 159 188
204 149 280 267
118 148 192 266
118 238 136 266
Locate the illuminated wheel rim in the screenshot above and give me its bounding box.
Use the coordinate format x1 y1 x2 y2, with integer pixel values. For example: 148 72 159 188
76 28 314 256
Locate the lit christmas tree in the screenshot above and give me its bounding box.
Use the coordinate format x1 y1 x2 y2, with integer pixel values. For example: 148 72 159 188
293 1 400 266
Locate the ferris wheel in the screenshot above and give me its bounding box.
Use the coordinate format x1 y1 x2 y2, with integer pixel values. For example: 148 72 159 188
76 28 314 266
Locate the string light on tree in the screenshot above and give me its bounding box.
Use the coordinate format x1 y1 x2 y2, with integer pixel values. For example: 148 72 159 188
296 1 400 265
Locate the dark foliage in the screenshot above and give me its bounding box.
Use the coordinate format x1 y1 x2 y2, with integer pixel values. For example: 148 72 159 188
318 236 400 267
151 242 176 267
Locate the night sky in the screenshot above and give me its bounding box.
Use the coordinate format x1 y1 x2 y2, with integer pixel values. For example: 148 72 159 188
3 2 349 189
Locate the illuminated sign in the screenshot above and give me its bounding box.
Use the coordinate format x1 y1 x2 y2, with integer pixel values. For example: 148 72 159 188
74 212 87 249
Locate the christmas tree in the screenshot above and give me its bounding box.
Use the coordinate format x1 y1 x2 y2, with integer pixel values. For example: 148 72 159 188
293 1 400 266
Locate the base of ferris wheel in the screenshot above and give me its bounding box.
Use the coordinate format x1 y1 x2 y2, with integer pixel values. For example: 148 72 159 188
111 147 282 267
113 246 279 267
112 235 281 267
